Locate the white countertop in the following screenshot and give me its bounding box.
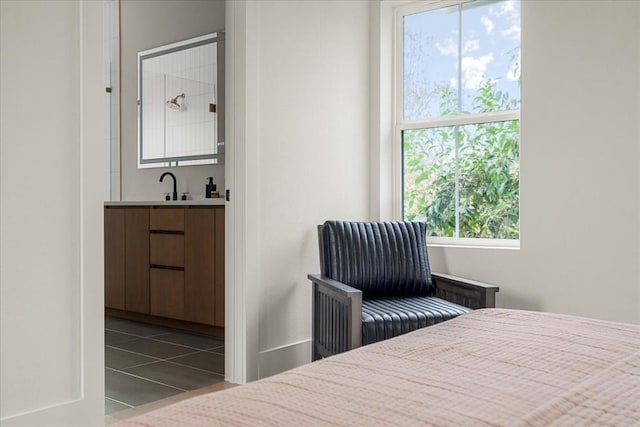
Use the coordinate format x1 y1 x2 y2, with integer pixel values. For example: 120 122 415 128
105 199 225 207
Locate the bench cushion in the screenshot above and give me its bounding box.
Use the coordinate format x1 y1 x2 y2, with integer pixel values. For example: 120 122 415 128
321 221 434 296
362 296 471 345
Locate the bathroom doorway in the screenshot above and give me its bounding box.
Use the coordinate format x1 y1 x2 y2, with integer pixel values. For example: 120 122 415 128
102 0 230 418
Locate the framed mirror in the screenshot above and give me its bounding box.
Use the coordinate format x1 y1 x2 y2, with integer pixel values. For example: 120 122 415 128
137 32 224 168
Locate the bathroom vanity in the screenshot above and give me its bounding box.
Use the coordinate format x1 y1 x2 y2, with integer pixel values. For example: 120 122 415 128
104 200 224 337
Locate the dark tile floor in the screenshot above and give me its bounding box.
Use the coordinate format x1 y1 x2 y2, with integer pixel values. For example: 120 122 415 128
105 316 224 415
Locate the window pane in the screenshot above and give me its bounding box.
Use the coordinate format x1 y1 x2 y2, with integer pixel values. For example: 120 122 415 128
403 0 521 120
403 8 458 120
458 120 519 239
460 1 521 113
403 128 457 237
403 120 519 239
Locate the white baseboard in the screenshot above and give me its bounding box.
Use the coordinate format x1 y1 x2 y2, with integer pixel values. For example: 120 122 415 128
257 339 312 379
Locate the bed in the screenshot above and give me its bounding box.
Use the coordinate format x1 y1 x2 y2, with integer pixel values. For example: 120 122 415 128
116 309 640 426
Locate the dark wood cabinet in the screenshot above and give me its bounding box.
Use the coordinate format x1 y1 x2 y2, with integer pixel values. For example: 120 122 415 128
149 208 185 321
105 205 224 335
185 207 224 326
124 208 150 314
104 207 150 314
214 208 225 327
150 268 185 320
150 234 185 268
150 208 184 231
104 208 125 310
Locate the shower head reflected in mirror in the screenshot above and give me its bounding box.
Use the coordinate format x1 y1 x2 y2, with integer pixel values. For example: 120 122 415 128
166 93 185 110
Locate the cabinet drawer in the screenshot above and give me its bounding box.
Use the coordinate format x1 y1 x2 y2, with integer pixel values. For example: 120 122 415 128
150 208 184 231
150 268 184 320
150 233 184 267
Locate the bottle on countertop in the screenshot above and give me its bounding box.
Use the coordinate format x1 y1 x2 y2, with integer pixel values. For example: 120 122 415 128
206 177 214 199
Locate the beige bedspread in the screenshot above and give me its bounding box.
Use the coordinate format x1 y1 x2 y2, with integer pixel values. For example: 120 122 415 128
117 309 640 426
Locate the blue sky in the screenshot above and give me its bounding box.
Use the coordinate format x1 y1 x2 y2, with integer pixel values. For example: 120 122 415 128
404 0 521 119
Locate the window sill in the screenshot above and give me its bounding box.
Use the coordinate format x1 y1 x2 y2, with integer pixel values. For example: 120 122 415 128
426 237 520 250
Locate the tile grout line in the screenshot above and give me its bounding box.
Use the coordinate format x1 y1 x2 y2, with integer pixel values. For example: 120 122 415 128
106 343 203 361
120 350 224 373
105 327 145 338
105 318 225 413
105 329 177 341
105 344 163 362
106 366 188 392
106 318 221 340
118 359 165 371
146 332 180 339
105 319 178 337
163 358 225 377
146 337 224 352
110 349 225 377
108 335 219 354
106 320 223 350
106 341 221 376
106 346 218 373
105 396 134 409
105 328 169 340
124 360 224 378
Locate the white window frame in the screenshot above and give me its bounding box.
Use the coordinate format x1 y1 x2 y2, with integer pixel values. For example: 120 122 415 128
392 0 520 249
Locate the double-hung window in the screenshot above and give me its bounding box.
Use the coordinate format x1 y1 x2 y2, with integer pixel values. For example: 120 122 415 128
397 0 521 246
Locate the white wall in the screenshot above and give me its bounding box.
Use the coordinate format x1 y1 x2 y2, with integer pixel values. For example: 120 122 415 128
257 0 371 375
120 0 225 201
231 0 371 380
1 1 104 425
422 1 640 324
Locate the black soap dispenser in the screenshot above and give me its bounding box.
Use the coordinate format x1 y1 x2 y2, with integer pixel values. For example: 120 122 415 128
206 177 214 199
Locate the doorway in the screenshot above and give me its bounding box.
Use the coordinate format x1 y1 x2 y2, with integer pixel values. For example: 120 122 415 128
102 0 230 417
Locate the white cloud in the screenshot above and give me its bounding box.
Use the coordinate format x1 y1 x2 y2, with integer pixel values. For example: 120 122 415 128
502 24 521 41
461 53 494 89
449 77 458 88
463 39 480 54
481 16 495 34
491 0 516 17
436 38 458 56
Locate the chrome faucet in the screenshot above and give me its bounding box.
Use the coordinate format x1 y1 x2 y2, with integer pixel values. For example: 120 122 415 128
159 172 177 201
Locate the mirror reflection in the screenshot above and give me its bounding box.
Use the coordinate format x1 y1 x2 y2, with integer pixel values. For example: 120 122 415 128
137 32 224 168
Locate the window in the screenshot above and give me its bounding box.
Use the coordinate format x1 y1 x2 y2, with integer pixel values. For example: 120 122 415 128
397 0 521 244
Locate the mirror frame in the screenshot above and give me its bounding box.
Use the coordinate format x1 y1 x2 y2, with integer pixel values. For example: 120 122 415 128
137 32 224 167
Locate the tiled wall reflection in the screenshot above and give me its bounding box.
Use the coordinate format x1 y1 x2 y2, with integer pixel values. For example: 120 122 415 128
141 43 218 162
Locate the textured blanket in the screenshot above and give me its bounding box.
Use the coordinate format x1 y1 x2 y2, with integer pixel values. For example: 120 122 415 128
116 309 640 426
